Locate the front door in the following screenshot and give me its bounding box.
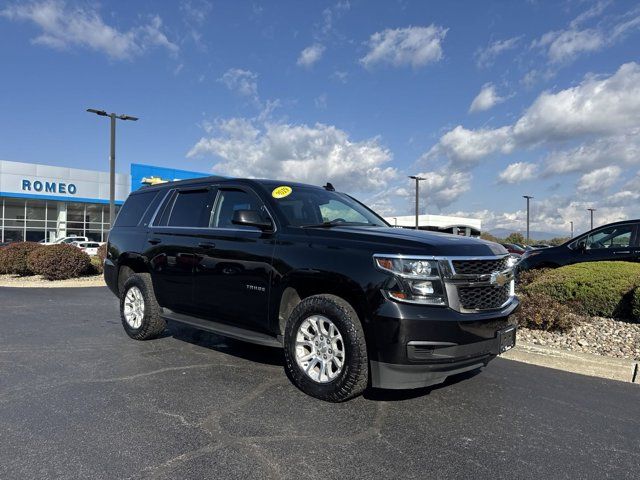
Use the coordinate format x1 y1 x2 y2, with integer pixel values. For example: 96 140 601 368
581 223 637 263
192 186 276 332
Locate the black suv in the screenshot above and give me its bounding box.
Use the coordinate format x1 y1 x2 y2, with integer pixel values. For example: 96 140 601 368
105 177 519 401
518 219 640 271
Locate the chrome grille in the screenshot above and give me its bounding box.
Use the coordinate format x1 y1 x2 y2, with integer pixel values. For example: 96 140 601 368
452 257 509 275
458 285 511 310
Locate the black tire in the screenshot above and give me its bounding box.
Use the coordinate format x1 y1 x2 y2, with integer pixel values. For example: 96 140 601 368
120 273 166 340
284 294 368 402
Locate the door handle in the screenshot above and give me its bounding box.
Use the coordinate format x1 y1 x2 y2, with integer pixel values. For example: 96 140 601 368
198 241 216 249
148 238 162 245
613 251 631 254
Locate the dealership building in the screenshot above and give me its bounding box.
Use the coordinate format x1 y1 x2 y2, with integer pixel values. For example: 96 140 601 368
0 160 207 243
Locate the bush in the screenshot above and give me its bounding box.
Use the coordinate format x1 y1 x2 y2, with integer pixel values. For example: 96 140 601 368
0 242 43 275
27 244 91 280
524 262 640 320
88 256 104 275
97 243 107 263
633 289 640 321
514 290 583 332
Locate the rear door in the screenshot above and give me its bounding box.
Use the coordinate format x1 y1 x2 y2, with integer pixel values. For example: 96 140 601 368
192 185 276 332
582 223 637 263
146 186 216 314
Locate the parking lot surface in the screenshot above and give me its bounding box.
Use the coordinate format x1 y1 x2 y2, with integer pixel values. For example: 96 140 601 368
1 287 639 479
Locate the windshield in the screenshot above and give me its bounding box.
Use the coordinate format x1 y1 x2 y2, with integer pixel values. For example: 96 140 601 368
271 187 388 227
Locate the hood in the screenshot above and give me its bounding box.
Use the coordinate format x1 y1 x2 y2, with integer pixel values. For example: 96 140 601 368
304 226 507 257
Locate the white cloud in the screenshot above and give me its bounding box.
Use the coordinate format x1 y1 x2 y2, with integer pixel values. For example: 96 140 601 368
219 68 258 99
532 3 640 65
426 62 640 167
360 25 447 69
0 0 178 60
576 166 621 193
543 130 640 175
534 28 604 64
469 83 506 113
426 125 514 168
475 36 521 68
498 162 538 184
414 168 472 209
187 118 398 193
297 43 325 68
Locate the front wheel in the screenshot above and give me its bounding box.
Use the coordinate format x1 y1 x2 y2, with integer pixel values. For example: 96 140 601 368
120 273 166 340
284 294 368 402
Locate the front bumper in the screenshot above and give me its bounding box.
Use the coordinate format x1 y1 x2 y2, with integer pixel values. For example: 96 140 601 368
367 296 519 389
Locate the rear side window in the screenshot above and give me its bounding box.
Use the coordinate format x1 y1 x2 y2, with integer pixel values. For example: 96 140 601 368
114 191 159 227
167 189 212 227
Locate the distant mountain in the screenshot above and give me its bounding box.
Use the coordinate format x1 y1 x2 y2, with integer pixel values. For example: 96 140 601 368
488 228 568 241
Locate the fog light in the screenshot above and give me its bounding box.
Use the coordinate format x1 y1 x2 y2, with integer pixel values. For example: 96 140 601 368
410 281 434 296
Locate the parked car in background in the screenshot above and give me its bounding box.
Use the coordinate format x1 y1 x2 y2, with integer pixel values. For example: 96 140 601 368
73 241 102 256
501 243 526 256
518 220 639 270
530 243 552 249
41 236 89 245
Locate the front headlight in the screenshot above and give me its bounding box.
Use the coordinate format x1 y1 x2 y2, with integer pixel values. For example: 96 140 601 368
374 256 447 306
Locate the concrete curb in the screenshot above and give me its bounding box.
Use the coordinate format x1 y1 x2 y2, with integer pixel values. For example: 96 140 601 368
502 341 639 384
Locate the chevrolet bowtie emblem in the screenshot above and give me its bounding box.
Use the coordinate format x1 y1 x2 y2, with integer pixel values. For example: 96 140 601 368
490 272 509 287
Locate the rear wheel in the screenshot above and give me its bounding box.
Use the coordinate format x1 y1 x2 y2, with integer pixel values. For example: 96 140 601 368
284 294 368 402
120 273 165 340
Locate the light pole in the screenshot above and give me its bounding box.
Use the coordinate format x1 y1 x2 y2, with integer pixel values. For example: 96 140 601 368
570 221 574 238
87 108 139 229
523 195 533 244
587 208 596 230
409 176 425 230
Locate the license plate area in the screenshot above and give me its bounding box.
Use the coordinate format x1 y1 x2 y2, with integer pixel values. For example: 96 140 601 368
497 326 516 353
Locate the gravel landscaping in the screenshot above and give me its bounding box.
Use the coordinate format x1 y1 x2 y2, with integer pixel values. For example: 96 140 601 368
0 274 105 288
518 317 640 361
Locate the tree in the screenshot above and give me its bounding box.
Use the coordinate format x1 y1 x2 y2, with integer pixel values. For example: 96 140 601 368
480 232 500 243
504 232 526 245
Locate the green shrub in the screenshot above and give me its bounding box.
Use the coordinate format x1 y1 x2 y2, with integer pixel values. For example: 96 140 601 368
0 242 43 275
27 244 91 280
632 289 640 321
525 262 640 319
97 243 107 263
88 256 104 275
514 290 582 332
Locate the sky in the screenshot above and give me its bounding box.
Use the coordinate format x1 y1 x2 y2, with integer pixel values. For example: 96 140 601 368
1 0 639 237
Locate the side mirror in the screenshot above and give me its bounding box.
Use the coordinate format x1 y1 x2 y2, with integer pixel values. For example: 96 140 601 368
232 209 273 230
577 240 587 252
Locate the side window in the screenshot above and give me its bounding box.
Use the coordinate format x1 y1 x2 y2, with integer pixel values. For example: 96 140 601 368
210 189 268 229
114 191 159 227
586 225 633 249
167 189 212 227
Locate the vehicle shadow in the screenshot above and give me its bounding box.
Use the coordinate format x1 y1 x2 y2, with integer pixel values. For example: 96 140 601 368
163 320 285 367
363 368 482 402
161 320 482 400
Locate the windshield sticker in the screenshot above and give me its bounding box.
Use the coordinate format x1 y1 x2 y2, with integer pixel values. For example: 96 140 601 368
272 186 292 199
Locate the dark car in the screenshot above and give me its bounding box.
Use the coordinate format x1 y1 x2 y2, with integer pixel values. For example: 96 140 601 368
518 220 640 271
501 243 526 256
104 177 519 402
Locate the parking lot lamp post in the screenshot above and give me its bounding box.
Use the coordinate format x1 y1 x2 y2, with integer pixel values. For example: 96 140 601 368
523 195 533 244
86 109 139 229
570 221 574 238
409 176 425 230
587 208 596 230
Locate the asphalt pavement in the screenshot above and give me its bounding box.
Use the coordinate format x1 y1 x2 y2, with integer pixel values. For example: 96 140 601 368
1 287 638 479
